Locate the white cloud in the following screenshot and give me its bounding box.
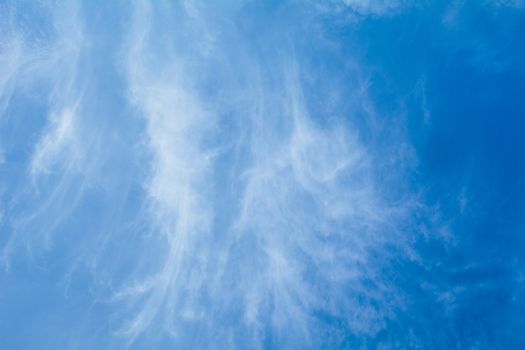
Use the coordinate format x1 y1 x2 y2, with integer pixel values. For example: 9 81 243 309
31 104 78 175
0 2 110 262
0 2 86 178
120 2 218 341
117 2 416 347
29 5 85 178
1 1 421 347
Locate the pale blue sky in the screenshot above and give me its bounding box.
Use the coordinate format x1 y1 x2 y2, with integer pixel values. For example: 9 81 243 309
1 1 525 349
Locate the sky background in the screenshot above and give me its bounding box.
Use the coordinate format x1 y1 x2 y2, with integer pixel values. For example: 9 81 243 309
1 0 525 349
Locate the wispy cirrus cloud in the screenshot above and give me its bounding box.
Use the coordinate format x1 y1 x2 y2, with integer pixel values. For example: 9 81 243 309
1 1 427 348
1 1 523 349
117 1 418 348
1 2 118 262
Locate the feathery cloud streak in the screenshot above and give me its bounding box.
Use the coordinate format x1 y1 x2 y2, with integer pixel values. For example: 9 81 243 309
118 1 416 348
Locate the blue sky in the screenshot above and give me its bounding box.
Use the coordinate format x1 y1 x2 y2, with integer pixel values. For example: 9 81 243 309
1 1 524 349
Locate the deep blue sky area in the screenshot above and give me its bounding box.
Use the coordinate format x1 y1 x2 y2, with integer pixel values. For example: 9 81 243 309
1 1 524 349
